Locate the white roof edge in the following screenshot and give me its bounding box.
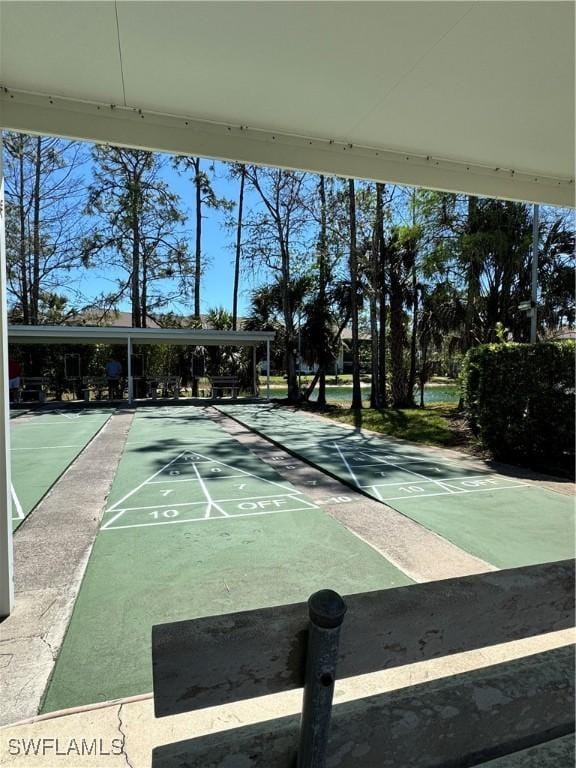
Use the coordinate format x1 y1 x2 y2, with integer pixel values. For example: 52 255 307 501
1 88 573 208
8 325 276 346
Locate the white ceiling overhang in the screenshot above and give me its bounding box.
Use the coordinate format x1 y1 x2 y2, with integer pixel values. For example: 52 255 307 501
0 1 574 206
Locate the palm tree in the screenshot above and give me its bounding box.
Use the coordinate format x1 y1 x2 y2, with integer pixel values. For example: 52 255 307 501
204 306 234 375
417 283 465 407
388 227 418 408
245 278 311 398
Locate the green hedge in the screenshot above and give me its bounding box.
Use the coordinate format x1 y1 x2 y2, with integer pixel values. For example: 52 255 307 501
462 341 575 469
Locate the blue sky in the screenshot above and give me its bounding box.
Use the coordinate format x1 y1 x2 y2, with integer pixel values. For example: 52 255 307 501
74 153 263 318
13 138 573 322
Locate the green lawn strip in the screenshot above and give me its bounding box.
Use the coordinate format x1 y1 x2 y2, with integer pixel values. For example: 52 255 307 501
218 404 575 570
41 407 411 713
10 410 112 530
320 404 464 449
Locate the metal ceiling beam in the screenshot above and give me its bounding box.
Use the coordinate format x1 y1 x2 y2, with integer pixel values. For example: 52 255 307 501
7 324 276 348
1 89 573 207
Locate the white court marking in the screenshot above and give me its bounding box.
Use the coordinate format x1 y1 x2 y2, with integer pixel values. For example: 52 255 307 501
223 407 536 505
106 452 186 512
11 445 85 451
53 410 110 420
333 443 363 489
357 474 492 488
330 442 532 502
191 462 230 519
54 410 85 420
11 485 24 520
102 507 311 531
117 492 317 512
13 420 104 426
147 472 246 483
102 448 317 530
357 450 457 494
358 449 459 466
374 484 535 502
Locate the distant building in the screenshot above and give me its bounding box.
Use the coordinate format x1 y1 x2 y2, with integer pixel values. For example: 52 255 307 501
66 310 162 329
70 310 371 375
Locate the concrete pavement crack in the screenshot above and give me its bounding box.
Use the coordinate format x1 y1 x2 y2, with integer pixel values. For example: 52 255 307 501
117 703 135 768
39 633 58 661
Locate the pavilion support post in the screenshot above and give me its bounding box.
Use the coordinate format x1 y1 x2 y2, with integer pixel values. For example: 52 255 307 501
0 133 14 617
266 340 270 400
127 335 133 404
530 204 539 344
252 346 257 396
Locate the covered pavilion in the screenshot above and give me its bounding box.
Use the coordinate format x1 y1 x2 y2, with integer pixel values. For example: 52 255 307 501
0 1 574 616
8 324 276 404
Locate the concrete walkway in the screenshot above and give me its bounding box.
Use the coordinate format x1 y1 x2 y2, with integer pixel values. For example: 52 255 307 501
0 629 572 768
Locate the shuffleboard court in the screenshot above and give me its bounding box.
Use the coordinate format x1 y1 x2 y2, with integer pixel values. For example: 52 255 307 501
10 409 113 530
10 409 30 419
218 404 575 569
41 406 411 713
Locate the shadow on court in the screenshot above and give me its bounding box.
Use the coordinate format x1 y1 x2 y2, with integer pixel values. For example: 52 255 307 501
218 403 576 571
40 406 412 714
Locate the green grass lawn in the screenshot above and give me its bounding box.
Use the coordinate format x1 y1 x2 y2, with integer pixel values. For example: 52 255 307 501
320 403 469 449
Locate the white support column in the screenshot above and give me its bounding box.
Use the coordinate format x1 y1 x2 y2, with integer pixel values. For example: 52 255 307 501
0 133 14 617
530 204 539 344
252 346 257 396
127 336 133 404
266 340 270 400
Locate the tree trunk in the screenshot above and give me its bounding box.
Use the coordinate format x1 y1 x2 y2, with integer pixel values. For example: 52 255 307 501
348 179 362 410
389 254 409 408
376 183 387 407
17 147 30 324
370 248 382 409
317 174 328 407
31 136 42 324
460 195 479 408
131 176 142 328
194 157 202 320
232 165 245 331
464 195 479 349
302 313 349 402
247 167 300 403
369 210 381 409
302 369 321 400
419 344 428 408
407 267 418 398
317 371 326 406
369 291 380 408
282 244 299 403
141 247 147 328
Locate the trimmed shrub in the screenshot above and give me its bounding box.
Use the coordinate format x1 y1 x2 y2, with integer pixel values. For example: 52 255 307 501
462 341 575 470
